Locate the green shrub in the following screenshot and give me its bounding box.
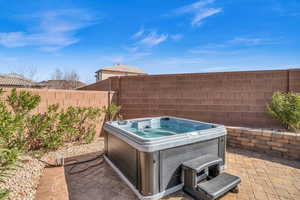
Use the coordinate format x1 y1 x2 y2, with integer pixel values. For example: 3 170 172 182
0 101 25 150
0 89 103 153
267 92 300 132
58 106 102 144
26 105 102 151
26 104 63 151
0 189 9 200
103 104 122 121
0 89 40 151
0 147 19 200
7 89 40 116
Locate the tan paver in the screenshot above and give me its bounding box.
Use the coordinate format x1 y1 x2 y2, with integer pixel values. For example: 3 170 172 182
36 145 300 200
35 167 69 200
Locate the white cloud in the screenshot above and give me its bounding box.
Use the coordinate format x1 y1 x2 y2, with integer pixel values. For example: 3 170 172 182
0 56 18 62
138 31 168 47
175 0 222 26
171 34 183 41
189 37 275 54
189 49 219 54
0 9 96 51
158 57 204 65
128 29 169 53
0 32 28 47
124 46 139 53
176 0 216 14
127 30 183 56
187 37 281 56
192 8 222 26
96 52 151 66
132 28 144 39
229 37 269 46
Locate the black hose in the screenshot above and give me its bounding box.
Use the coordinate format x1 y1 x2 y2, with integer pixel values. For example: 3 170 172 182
39 153 104 169
65 153 104 175
39 159 59 168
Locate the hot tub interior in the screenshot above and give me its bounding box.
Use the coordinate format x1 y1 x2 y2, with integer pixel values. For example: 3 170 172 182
116 117 216 138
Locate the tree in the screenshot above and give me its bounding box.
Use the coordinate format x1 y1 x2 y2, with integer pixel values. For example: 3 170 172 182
64 70 80 88
49 69 82 89
52 68 64 80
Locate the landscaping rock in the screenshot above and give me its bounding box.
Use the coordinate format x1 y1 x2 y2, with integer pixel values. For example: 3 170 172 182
0 155 45 200
0 138 104 200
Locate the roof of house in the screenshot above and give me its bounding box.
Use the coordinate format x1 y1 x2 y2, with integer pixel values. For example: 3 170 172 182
0 73 42 87
96 64 146 74
40 80 86 90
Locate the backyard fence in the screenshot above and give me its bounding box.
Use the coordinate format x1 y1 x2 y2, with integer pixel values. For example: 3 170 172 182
0 88 116 136
79 69 300 129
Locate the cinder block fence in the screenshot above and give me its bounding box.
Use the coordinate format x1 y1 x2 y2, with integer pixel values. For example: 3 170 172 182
79 69 300 129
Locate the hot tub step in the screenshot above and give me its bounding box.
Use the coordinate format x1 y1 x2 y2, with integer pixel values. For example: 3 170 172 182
182 154 222 172
196 173 241 200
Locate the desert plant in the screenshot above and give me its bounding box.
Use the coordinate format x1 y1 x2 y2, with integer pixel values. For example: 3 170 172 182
59 106 102 143
0 147 19 200
1 89 103 152
0 189 8 200
103 104 122 121
6 89 40 116
267 92 300 132
26 104 102 151
0 88 40 150
0 101 25 150
26 104 63 151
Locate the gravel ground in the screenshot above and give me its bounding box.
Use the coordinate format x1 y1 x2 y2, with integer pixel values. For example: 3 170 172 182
42 138 104 165
0 155 45 200
0 138 104 200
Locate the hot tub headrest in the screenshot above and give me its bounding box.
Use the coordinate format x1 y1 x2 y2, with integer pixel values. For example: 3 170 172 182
132 119 152 130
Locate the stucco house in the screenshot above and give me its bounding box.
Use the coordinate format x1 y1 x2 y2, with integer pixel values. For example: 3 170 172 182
95 64 147 81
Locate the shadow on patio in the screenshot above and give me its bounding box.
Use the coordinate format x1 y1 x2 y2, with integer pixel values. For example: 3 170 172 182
64 148 300 200
64 152 138 200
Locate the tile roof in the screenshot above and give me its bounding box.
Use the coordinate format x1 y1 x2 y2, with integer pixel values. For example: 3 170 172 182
96 64 146 74
0 73 42 87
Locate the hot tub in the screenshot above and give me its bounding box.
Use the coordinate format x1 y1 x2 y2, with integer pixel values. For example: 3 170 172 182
103 116 227 200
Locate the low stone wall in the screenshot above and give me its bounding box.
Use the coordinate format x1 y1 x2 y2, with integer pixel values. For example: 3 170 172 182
226 126 300 160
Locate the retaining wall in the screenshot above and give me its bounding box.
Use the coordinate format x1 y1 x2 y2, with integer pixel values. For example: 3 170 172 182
226 127 300 160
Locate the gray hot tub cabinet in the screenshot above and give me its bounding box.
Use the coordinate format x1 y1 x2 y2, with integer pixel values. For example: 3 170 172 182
103 116 227 200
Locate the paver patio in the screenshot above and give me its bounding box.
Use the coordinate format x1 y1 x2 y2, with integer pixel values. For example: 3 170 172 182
36 141 300 200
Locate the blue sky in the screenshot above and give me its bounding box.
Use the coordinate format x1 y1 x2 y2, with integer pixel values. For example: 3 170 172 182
0 0 299 82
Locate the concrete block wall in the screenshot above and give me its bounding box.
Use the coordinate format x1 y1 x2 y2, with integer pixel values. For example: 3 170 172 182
0 88 115 136
79 69 299 129
227 127 300 160
117 70 295 128
78 78 111 91
289 69 300 93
